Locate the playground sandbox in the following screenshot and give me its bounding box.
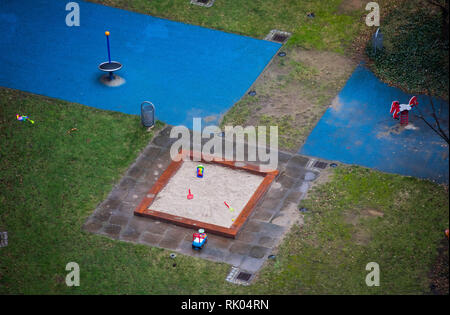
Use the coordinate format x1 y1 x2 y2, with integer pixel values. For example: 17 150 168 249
134 151 278 238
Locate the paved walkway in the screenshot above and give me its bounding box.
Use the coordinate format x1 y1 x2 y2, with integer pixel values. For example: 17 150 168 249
83 126 328 275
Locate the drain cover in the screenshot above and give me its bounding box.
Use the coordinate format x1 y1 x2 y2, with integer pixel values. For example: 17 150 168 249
226 267 253 285
236 272 252 282
265 30 292 43
313 161 328 169
272 33 288 43
191 0 215 7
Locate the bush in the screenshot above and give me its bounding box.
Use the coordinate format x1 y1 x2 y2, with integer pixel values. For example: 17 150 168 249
366 3 449 99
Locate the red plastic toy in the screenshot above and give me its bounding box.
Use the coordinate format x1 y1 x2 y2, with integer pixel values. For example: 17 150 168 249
390 96 418 126
192 229 207 250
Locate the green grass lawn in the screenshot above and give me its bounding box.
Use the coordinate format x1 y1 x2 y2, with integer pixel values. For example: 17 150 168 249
0 88 237 294
1 88 447 294
251 167 449 294
89 0 363 54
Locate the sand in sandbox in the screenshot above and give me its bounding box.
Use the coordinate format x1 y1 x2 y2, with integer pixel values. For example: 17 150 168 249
149 160 265 228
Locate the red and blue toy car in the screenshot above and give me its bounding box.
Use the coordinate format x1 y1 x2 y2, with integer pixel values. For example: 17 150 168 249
192 229 208 250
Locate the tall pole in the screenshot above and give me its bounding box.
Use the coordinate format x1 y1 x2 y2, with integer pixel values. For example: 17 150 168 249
105 31 111 64
105 31 113 80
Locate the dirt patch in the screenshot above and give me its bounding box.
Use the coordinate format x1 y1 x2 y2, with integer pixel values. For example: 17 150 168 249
344 208 384 245
376 124 420 139
345 208 385 225
221 48 356 151
352 229 372 246
337 0 365 14
364 209 384 217
393 189 411 207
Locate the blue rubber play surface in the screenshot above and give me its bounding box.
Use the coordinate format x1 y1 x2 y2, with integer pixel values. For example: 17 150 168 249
0 0 280 127
300 65 449 183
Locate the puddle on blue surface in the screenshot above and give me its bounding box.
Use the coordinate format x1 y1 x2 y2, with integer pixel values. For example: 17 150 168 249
300 65 449 183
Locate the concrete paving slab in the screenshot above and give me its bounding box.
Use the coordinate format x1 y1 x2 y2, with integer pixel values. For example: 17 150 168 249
239 257 266 273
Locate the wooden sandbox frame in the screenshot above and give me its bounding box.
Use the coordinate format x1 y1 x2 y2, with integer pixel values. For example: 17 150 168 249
134 150 278 238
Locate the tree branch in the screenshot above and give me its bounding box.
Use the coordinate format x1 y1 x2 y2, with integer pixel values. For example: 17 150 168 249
425 0 449 11
429 97 449 143
414 113 450 144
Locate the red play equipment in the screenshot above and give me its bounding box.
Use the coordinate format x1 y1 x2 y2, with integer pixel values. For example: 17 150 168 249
192 229 207 250
390 96 419 126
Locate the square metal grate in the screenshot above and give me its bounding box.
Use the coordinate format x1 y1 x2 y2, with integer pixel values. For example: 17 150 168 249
236 272 252 282
272 33 288 43
264 30 292 43
226 267 253 285
313 161 328 169
190 0 215 7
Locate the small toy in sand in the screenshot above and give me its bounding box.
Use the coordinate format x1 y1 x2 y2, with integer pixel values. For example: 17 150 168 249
192 229 207 250
16 114 34 124
224 201 235 212
196 165 204 178
187 189 194 200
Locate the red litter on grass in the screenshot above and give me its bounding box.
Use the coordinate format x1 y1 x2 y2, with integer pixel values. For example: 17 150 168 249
187 189 194 200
